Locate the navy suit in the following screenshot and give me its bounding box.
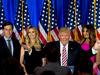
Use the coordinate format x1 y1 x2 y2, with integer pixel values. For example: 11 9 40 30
0 37 20 74
46 41 93 66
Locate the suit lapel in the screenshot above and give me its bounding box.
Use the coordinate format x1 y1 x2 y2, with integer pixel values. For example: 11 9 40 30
1 37 11 55
56 41 60 49
68 41 73 65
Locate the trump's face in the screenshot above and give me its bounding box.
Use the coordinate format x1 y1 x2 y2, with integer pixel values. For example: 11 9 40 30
59 32 70 45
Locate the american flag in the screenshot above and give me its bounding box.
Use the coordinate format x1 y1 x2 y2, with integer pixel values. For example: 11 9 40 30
0 0 6 38
38 0 59 45
13 0 31 43
66 0 82 41
87 0 100 40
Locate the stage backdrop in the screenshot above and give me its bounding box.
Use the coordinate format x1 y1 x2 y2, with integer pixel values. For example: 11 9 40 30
0 0 100 45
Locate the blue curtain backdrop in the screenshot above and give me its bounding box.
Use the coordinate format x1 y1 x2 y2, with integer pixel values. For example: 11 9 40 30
2 0 92 29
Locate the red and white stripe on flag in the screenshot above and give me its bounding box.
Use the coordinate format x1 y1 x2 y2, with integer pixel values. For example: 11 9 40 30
38 0 59 45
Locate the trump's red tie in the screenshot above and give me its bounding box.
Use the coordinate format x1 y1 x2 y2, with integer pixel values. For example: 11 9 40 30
62 45 67 66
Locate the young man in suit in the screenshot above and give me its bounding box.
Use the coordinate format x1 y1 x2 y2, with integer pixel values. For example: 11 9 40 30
0 22 20 74
46 27 100 66
34 43 71 75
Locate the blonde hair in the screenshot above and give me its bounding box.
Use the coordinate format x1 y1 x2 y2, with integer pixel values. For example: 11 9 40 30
25 26 41 50
59 27 71 35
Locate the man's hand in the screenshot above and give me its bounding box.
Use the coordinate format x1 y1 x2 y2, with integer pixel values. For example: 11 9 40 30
21 42 31 52
93 41 100 50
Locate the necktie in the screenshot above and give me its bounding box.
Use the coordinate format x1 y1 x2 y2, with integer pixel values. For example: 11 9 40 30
7 40 12 55
62 45 67 66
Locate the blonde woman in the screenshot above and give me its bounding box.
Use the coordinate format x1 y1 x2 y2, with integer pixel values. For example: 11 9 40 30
20 26 45 75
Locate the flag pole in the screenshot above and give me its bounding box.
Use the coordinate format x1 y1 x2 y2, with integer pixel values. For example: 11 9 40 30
21 0 24 43
74 0 79 41
47 0 52 41
94 0 98 40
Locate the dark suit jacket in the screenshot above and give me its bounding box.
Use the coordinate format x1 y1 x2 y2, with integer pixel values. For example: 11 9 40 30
45 41 94 66
0 37 20 74
34 62 71 75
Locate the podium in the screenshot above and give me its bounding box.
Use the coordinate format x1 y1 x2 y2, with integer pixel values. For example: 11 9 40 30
68 66 74 74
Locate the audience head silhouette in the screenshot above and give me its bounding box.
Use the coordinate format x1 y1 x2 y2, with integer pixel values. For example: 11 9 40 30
77 58 93 75
45 43 60 62
3 57 25 75
40 70 56 75
73 51 93 75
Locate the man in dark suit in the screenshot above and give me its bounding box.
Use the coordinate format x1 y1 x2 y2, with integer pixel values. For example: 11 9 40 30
34 43 71 75
0 22 20 74
46 27 100 66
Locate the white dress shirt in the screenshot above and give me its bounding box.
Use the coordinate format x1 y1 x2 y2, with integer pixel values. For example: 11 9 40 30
60 42 69 66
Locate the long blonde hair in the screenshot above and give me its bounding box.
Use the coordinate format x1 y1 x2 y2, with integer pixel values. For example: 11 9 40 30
80 24 96 48
25 26 41 50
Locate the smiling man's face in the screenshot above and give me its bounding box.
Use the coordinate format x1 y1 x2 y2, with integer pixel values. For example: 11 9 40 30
59 32 70 45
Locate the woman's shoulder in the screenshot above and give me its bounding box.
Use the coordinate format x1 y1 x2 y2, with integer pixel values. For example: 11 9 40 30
41 43 45 48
